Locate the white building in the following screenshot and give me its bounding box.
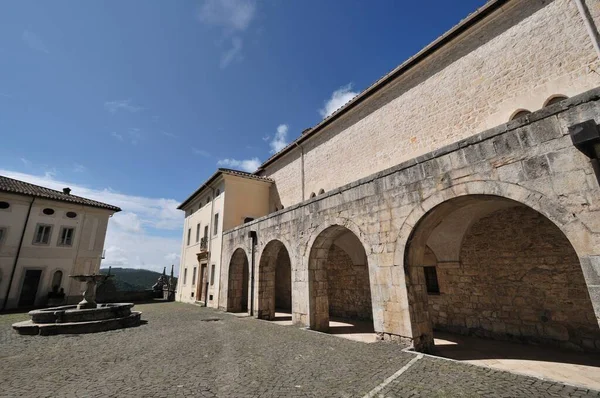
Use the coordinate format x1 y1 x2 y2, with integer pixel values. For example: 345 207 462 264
176 169 272 307
0 175 120 310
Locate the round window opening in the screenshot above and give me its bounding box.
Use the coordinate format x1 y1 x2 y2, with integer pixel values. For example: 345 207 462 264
0 201 9 209
66 211 77 219
43 208 55 215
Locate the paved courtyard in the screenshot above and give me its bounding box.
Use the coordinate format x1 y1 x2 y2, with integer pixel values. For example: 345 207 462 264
1 302 599 398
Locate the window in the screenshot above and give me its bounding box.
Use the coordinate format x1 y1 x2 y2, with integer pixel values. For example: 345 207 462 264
58 227 75 246
66 211 77 219
42 208 55 215
309 192 316 198
33 224 52 245
0 201 9 209
210 264 215 285
183 268 188 285
206 197 210 205
196 223 200 243
544 95 568 107
318 189 325 195
244 217 254 223
192 267 197 286
424 266 440 294
0 227 6 244
215 189 221 196
213 213 219 235
187 228 191 245
51 270 63 290
204 225 209 239
510 109 531 121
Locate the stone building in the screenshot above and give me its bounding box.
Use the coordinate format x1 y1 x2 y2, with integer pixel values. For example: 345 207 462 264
0 176 120 310
179 0 600 353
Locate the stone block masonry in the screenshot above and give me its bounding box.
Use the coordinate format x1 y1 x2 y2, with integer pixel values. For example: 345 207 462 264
221 87 600 352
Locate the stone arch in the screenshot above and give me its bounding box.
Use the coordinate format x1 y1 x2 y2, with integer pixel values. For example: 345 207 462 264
226 248 250 313
543 94 568 107
397 184 600 352
307 224 373 332
303 217 371 259
257 239 292 320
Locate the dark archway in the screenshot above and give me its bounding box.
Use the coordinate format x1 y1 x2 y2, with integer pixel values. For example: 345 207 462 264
257 240 292 320
404 195 600 353
227 248 249 313
308 225 373 333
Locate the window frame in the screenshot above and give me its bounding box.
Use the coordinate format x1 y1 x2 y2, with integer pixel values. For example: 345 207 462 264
187 228 191 246
33 224 53 245
0 226 6 246
57 226 75 247
196 223 201 243
210 264 215 285
183 268 188 285
213 213 219 236
192 267 197 286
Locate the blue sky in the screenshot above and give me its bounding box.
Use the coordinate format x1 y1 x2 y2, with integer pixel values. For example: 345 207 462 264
0 0 486 273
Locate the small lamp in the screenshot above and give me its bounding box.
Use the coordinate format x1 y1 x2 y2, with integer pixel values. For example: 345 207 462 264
568 119 600 186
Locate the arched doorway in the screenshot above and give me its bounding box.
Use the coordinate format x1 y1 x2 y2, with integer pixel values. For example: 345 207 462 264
227 248 249 313
404 195 599 353
308 225 374 334
257 240 292 321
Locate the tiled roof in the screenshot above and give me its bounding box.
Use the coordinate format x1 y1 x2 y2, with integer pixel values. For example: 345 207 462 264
255 0 507 172
177 168 273 210
0 175 121 212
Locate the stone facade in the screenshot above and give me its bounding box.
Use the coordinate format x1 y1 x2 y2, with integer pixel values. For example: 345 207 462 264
220 89 600 352
260 0 600 208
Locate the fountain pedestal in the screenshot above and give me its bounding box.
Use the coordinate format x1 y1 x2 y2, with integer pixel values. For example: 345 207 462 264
12 273 142 336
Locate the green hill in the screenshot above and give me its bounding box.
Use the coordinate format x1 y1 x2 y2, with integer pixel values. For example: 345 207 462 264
99 267 177 291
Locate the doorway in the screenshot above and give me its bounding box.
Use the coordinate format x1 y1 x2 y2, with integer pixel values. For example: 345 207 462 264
18 269 42 308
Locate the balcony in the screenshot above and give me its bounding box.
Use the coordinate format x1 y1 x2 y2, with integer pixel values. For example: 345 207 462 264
196 237 209 261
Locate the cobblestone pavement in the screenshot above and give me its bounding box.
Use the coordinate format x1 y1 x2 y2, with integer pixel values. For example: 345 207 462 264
1 302 599 397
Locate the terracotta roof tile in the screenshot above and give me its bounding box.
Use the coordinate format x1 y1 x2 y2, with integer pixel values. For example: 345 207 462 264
0 175 121 212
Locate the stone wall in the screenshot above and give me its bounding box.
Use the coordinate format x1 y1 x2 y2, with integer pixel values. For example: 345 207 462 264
327 245 372 320
221 88 600 352
262 0 600 208
428 206 599 350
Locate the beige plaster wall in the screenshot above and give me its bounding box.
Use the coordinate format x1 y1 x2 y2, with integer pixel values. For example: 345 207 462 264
262 0 600 208
0 192 113 309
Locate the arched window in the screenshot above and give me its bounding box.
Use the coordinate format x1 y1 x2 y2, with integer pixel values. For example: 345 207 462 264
215 189 221 196
52 270 63 290
510 109 531 121
206 197 211 205
0 201 9 209
318 189 325 195
309 192 316 198
544 95 568 107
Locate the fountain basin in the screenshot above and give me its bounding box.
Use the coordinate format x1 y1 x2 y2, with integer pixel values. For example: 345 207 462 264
12 303 141 336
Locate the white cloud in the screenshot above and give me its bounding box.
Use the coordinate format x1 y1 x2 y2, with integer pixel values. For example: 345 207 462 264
22 30 49 54
320 83 358 118
220 37 243 69
111 131 123 141
198 0 256 32
104 99 143 114
198 0 256 69
73 164 86 173
162 131 177 138
270 124 288 153
192 147 211 157
0 169 183 273
217 157 261 172
20 158 31 167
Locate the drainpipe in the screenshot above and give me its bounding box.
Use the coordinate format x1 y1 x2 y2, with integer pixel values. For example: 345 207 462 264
574 0 600 61
1 197 35 311
294 142 305 201
248 230 257 316
67 207 87 304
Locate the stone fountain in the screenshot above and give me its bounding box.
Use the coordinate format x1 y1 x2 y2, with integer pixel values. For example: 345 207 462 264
12 271 141 336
